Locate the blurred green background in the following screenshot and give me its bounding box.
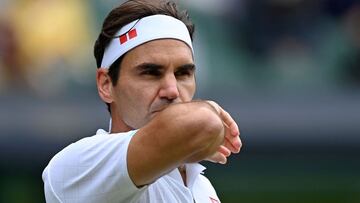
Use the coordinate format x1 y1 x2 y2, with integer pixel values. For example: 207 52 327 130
1 0 359 202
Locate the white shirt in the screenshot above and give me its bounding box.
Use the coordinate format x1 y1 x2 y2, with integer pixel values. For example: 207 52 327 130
42 129 221 203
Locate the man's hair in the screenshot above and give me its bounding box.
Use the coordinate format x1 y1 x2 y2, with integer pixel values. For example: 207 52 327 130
94 0 195 113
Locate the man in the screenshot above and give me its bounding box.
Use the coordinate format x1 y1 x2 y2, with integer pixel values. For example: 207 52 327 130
42 0 242 202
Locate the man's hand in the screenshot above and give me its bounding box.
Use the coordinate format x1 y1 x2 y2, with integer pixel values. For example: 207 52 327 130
204 101 242 164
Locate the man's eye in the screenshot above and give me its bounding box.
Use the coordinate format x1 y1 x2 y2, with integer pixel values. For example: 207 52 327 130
175 70 191 77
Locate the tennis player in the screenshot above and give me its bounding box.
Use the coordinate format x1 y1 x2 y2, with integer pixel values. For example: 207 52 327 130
42 0 242 202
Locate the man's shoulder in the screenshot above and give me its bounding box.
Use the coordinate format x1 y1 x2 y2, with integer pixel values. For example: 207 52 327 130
42 129 142 203
45 129 138 169
71 129 137 147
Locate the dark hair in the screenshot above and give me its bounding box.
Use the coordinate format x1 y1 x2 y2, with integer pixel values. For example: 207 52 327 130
94 0 195 113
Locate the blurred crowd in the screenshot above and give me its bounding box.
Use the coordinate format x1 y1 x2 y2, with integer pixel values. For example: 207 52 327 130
227 0 360 88
0 1 93 95
183 0 360 88
0 0 359 96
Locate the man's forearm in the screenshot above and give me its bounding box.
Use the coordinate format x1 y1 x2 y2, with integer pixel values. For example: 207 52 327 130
127 101 226 186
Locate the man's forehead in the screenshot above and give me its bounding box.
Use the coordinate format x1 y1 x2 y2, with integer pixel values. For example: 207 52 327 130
124 39 194 64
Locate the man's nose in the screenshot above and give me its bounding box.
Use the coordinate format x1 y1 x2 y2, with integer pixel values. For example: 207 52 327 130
158 74 180 100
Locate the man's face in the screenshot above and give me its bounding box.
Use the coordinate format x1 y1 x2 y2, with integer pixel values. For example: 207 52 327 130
111 39 196 129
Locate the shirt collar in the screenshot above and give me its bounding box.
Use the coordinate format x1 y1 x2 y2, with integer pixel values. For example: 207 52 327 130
186 163 206 189
96 129 108 135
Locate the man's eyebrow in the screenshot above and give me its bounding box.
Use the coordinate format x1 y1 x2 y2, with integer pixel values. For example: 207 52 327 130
176 63 196 71
135 63 196 71
135 63 164 71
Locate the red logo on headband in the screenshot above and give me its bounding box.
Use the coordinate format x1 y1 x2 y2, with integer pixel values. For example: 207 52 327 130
119 29 138 45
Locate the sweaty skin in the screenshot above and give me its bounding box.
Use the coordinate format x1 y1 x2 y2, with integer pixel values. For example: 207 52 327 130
96 39 241 186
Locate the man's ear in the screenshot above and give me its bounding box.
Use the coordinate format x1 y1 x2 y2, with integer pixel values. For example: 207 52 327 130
96 68 114 104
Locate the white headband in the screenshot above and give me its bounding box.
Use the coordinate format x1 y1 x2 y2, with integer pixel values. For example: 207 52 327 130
100 14 193 68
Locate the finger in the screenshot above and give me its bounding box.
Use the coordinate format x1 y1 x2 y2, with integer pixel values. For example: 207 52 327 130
218 145 231 157
225 135 242 153
220 110 240 137
205 152 227 164
205 101 221 114
224 134 242 153
205 100 240 137
224 136 237 153
221 121 241 153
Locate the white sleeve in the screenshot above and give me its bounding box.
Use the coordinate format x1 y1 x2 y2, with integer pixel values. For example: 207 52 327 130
42 130 147 203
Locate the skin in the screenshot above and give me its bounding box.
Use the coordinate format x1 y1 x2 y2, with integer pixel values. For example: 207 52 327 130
96 39 241 187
